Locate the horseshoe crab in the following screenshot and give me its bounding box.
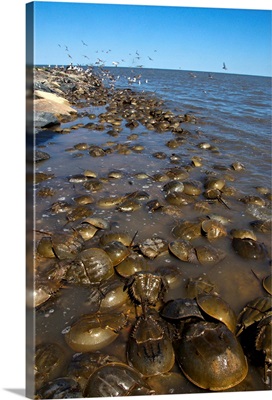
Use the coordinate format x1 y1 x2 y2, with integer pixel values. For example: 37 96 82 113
195 245 226 266
114 252 149 278
201 219 227 240
84 362 154 397
65 312 127 352
124 271 168 315
250 219 271 234
182 180 202 196
66 248 114 285
100 231 134 247
165 192 194 207
163 180 184 195
160 298 204 322
138 237 168 259
196 293 237 333
35 343 67 391
36 377 82 399
230 229 257 241
204 177 226 191
169 240 226 266
102 240 131 266
186 274 215 298
172 220 202 241
168 240 198 263
127 314 175 376
232 238 268 260
74 216 110 241
236 296 271 336
37 231 85 260
255 314 272 383
175 321 248 391
66 353 121 392
263 274 272 296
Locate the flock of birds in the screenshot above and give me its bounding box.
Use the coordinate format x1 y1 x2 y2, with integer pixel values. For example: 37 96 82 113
57 40 157 70
54 40 228 86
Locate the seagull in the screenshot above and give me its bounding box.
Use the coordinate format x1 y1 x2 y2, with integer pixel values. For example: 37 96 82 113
65 46 69 52
223 62 227 70
67 54 72 59
83 55 89 59
112 61 119 67
148 56 153 61
58 44 61 48
81 40 88 46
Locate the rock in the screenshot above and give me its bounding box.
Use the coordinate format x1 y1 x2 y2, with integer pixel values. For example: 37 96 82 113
34 110 60 129
34 90 77 130
35 150 50 162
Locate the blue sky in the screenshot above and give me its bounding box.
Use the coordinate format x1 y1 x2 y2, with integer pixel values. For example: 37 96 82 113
29 1 271 76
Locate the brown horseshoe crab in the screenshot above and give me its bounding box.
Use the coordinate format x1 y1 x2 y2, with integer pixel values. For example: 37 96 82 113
174 321 248 391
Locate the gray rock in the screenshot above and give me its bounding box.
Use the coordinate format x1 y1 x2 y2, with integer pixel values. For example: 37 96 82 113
34 111 60 129
35 150 50 162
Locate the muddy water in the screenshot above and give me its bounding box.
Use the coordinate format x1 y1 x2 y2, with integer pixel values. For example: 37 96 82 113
33 79 271 395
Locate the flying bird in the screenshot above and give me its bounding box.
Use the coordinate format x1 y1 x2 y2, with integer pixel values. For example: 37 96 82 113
112 61 119 66
223 62 227 70
148 56 153 61
65 46 69 52
81 40 88 46
83 55 89 59
67 54 72 59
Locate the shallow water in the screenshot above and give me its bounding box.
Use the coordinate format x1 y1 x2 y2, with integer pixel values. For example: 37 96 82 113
32 68 271 395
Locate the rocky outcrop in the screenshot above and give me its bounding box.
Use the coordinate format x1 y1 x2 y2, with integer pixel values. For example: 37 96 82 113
32 67 102 132
34 90 77 130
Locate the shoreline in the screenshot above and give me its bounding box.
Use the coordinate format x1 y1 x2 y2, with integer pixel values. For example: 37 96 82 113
30 66 197 134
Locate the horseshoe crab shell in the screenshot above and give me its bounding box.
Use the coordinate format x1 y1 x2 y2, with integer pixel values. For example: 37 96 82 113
196 293 237 333
168 240 198 263
195 245 226 266
160 298 204 321
127 315 175 376
102 241 130 266
66 248 114 284
232 238 267 260
172 220 202 241
201 220 227 240
84 362 154 397
175 321 248 391
65 313 127 353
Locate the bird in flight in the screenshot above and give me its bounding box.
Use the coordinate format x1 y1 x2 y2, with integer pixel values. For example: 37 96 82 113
148 56 153 61
83 55 89 59
65 45 69 52
67 54 72 59
223 62 227 70
81 40 88 46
